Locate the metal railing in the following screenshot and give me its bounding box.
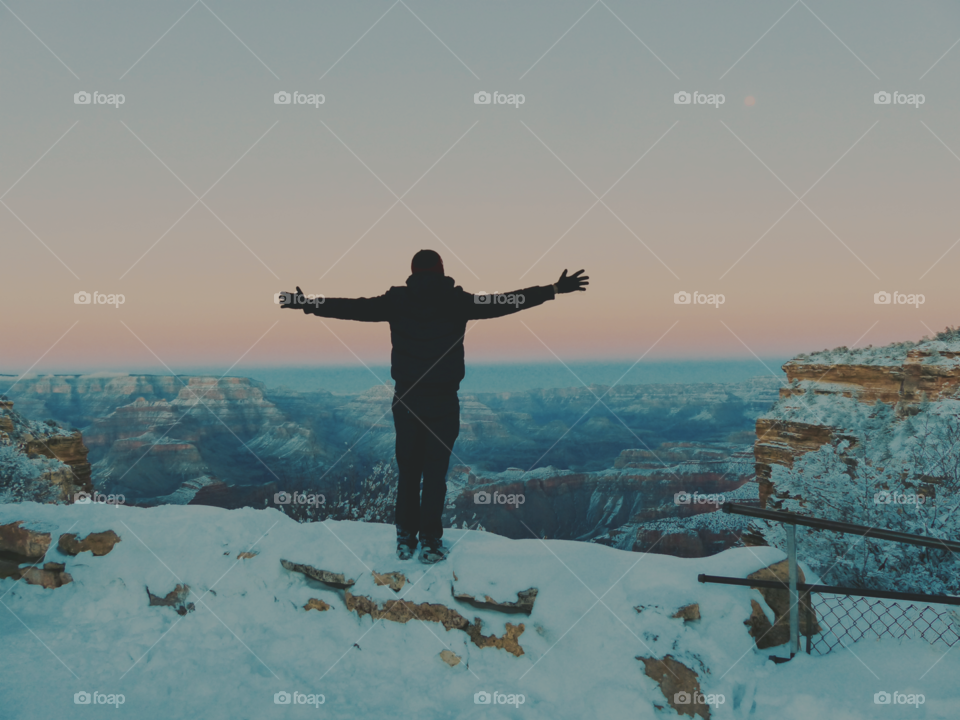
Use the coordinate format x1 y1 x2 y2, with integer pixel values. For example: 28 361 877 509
698 502 960 659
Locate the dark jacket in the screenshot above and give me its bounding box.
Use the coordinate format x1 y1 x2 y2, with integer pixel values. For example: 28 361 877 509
302 274 555 393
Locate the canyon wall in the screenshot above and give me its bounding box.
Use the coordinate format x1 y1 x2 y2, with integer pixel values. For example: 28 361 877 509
755 335 960 506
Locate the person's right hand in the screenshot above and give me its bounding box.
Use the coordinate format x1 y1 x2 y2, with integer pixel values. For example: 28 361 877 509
556 269 589 293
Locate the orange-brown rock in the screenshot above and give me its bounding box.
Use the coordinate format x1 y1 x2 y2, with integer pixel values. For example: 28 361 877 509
754 341 960 507
452 586 537 614
20 562 72 588
672 603 701 621
743 560 819 649
372 571 406 592
638 654 710 719
146 583 195 615
344 590 525 656
0 521 51 560
58 530 120 556
24 433 92 495
304 598 331 612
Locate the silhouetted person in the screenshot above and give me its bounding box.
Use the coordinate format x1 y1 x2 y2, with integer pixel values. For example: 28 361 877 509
281 250 588 563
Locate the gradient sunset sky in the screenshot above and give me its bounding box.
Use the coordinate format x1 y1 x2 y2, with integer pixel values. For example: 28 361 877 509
2 1 959 374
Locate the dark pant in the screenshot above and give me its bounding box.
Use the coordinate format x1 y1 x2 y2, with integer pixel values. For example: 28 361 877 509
392 390 460 542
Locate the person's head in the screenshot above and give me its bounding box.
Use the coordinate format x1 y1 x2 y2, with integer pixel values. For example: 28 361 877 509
410 249 444 276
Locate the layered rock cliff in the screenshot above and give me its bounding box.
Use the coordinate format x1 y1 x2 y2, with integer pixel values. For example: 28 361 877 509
0 397 92 502
755 329 960 507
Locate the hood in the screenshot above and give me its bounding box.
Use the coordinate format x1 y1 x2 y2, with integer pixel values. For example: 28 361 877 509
405 273 456 299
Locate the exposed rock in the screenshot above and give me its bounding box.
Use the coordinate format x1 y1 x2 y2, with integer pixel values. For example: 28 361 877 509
146 583 195 615
638 654 710 719
58 530 120 556
237 551 258 560
372 571 406 592
20 562 73 589
633 527 745 559
755 336 960 506
280 559 355 589
451 586 537 615
304 598 331 612
439 649 461 666
0 399 92 501
0 521 51 560
743 560 819 649
672 603 700 622
344 590 525 656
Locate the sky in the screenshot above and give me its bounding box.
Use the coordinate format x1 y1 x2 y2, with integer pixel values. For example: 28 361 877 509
2 1 960 376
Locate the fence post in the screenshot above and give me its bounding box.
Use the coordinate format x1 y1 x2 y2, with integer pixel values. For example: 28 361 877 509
786 523 799 657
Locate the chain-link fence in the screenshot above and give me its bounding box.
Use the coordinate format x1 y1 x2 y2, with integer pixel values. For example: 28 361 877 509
808 592 960 655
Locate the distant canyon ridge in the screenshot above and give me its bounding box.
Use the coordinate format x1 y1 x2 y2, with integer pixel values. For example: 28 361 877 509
1 372 778 557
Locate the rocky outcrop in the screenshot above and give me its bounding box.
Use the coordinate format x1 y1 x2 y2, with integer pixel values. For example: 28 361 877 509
742 560 820 650
280 559 356 589
146 583 195 615
21 562 73 589
452 586 537 614
638 654 711 719
444 447 754 550
754 333 960 507
0 521 52 560
58 530 121 556
0 398 92 501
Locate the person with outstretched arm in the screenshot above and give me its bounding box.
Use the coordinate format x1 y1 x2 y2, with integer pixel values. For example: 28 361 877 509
279 249 588 563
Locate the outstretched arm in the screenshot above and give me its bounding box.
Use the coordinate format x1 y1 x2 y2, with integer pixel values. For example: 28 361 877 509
462 269 589 320
279 286 391 322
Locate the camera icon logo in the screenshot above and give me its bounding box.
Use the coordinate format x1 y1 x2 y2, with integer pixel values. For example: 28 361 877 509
674 91 691 105
474 691 492 704
674 691 692 704
74 491 92 504
274 691 291 704
874 691 891 704
674 291 691 305
474 491 491 505
74 91 91 105
874 91 891 105
674 491 691 505
274 91 291 105
74 691 92 704
874 291 891 305
474 291 491 304
74 291 91 304
274 491 292 504
474 91 491 105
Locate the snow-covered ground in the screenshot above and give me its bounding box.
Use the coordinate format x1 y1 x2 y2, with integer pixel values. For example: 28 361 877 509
0 502 954 719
